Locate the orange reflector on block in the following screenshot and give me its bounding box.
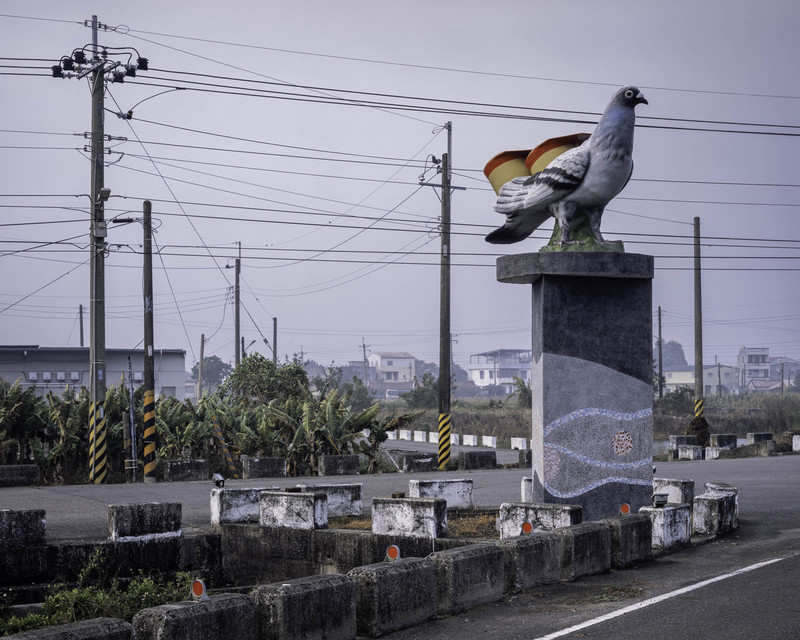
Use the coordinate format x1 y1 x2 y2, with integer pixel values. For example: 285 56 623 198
386 545 400 562
521 521 533 535
620 503 631 516
191 579 209 601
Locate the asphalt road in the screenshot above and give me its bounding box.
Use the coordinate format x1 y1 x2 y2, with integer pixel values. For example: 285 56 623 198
1 449 798 639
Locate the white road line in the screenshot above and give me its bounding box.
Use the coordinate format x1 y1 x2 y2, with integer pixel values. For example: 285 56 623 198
533 556 787 640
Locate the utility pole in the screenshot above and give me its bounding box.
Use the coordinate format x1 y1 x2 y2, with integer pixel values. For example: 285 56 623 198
693 217 704 419
718 362 722 397
197 334 205 399
142 200 156 483
79 304 84 347
438 121 453 471
273 317 278 365
362 338 369 386
234 243 241 367
657 306 663 399
126 355 137 482
781 362 785 395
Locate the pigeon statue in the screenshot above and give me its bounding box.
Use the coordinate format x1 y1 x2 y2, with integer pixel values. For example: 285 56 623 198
485 86 648 246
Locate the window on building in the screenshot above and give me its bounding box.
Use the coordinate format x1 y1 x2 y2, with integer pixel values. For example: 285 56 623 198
479 371 484 380
161 386 176 398
387 360 393 366
489 371 494 379
384 371 398 381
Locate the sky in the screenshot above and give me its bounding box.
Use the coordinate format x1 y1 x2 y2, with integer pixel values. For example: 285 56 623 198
1 0 798 374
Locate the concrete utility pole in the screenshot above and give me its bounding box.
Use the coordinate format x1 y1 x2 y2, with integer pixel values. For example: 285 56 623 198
142 200 156 483
79 304 84 347
693 217 704 418
273 317 277 365
657 306 663 399
362 338 369 386
234 250 241 367
438 122 453 470
197 334 205 399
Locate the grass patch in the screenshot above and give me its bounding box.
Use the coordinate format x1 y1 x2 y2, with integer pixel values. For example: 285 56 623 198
447 511 499 539
591 585 645 603
329 516 372 530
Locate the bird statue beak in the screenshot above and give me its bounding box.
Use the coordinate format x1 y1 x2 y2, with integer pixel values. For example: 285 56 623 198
636 92 648 105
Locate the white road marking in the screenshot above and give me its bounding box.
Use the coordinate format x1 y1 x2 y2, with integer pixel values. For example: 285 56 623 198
533 556 787 640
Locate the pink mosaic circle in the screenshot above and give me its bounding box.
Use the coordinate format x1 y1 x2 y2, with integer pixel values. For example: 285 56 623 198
543 445 561 476
612 430 633 455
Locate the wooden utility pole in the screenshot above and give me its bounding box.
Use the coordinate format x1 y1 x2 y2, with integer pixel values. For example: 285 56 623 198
438 122 453 470
693 217 704 418
142 200 156 483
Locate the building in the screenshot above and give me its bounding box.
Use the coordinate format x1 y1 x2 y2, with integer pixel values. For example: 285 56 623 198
0 345 186 399
769 356 800 385
737 346 770 387
662 364 738 396
467 349 532 395
366 352 415 394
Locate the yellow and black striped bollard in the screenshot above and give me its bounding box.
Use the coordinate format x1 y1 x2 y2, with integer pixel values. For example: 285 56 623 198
88 401 107 484
143 389 156 482
694 398 704 418
438 413 451 470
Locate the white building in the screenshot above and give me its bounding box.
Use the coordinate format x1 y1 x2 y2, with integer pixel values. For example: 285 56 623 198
662 364 738 395
737 346 770 387
0 345 186 399
367 352 415 392
467 349 532 395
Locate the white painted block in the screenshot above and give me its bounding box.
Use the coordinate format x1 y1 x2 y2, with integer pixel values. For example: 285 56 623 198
521 477 532 502
481 435 497 448
296 483 362 518
428 431 439 444
211 487 277 527
498 502 582 539
398 429 412 441
386 430 397 440
693 491 738 535
639 504 691 550
705 447 725 460
463 435 478 447
678 444 703 460
259 491 328 529
510 437 527 450
793 435 800 452
408 478 473 509
653 478 694 505
413 430 427 443
372 497 447 538
705 482 739 527
450 433 460 446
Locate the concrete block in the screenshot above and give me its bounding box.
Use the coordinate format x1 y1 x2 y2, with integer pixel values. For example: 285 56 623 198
498 532 562 593
259 491 328 530
164 459 208 482
462 434 478 447
705 446 725 460
793 435 800 452
413 430 427 442
481 435 497 448
254 574 356 640
709 433 737 449
717 440 776 459
398 453 437 473
668 435 697 460
704 482 739 528
211 487 277 529
133 594 257 640
510 437 527 450
297 483 363 517
0 509 46 550
408 479 474 509
554 522 612 581
652 478 695 505
6 617 133 639
639 504 691 550
450 433 460 446
600 514 653 569
519 449 532 468
372 497 447 538
428 431 439 444
398 429 412 441
746 432 773 445
0 464 40 487
349 558 437 636
429 544 504 615
386 430 397 440
498 502 581 539
318 454 360 476
678 444 703 460
241 456 286 479
458 449 496 470
107 503 181 542
693 492 738 536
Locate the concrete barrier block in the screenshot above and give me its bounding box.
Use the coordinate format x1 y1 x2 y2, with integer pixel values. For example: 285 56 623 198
0 509 46 550
318 454 360 476
693 492 738 536
793 435 800 452
0 464 40 487
413 430 427 443
133 593 256 640
481 435 497 448
107 503 181 542
462 435 478 447
498 532 562 593
254 574 356 640
554 522 612 581
510 437 527 450
398 429 411 441
653 478 695 505
458 450 496 470
259 491 328 530
429 544 504 615
746 432 773 445
428 431 438 444
639 504 691 550
211 487 278 529
398 452 437 473
600 515 653 569
386 430 397 440
241 456 286 479
705 482 738 527
498 502 581 539
164 459 208 482
7 617 133 639
297 483 363 517
705 447 725 460
408 479 473 509
717 440 776 458
678 444 703 460
709 433 737 449
519 449 532 469
348 558 437 636
450 433 460 445
668 435 697 461
372 497 447 538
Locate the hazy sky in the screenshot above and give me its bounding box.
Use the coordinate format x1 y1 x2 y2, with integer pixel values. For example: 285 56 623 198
1 0 798 372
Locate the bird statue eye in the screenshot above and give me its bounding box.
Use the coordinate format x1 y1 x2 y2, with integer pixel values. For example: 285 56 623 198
624 89 635 98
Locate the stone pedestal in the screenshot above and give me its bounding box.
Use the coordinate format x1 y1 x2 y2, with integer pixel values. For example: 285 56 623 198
498 252 654 521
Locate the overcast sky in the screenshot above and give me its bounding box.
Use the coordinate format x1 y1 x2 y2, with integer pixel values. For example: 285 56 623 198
1 0 798 373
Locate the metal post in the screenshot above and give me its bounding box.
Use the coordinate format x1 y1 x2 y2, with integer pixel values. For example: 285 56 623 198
693 217 704 417
438 122 453 470
142 200 156 483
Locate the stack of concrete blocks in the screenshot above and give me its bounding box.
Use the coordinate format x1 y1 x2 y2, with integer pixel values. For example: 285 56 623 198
372 497 447 538
498 502 581 539
211 488 277 531
481 435 497 448
259 491 328 530
133 594 257 640
429 544 504 615
462 435 478 447
0 464 40 487
693 482 739 536
413 430 427 443
296 483 363 517
668 435 697 461
164 459 209 482
497 253 655 522
349 558 437 636
107 502 182 542
678 444 703 460
408 479 474 509
240 456 286 479
510 437 527 450
318 454 360 476
458 450 496 470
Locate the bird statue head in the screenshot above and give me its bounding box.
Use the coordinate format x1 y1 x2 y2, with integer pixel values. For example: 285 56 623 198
612 86 648 108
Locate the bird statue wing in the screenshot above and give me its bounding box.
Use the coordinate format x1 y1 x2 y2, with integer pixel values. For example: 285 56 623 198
485 143 590 244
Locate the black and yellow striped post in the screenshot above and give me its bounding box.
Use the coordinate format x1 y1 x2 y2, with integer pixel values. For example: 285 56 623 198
88 401 107 483
438 413 451 470
694 398 704 418
211 416 239 479
142 389 156 483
